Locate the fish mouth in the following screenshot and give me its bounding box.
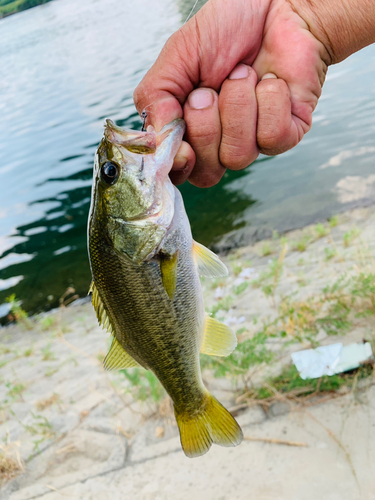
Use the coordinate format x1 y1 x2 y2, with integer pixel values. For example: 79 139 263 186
104 119 157 154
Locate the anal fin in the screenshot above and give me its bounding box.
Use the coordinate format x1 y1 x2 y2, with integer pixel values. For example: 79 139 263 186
103 337 140 371
201 316 237 357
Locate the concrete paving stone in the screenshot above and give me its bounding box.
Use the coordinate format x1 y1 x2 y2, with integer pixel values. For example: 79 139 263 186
6 430 126 500
236 405 266 427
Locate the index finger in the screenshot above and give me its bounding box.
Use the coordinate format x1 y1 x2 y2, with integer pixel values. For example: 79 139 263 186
133 30 198 131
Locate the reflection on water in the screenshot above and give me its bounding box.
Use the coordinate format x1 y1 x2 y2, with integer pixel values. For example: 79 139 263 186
0 0 375 318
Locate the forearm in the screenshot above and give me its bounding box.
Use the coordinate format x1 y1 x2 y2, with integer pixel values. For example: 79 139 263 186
289 0 375 64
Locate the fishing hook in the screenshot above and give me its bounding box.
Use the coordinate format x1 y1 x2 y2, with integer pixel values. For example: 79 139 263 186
141 111 147 132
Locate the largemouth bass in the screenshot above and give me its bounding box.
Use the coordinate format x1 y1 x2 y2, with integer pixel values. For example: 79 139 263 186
88 118 243 458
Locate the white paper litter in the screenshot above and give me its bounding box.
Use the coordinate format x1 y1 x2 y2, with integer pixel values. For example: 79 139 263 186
291 342 373 380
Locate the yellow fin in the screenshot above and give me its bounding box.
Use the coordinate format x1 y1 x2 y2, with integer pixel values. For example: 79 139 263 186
175 393 243 458
103 337 140 371
89 281 114 335
193 241 228 278
160 252 178 299
201 316 237 357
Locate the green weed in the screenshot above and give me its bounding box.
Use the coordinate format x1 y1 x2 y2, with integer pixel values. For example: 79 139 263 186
20 412 55 457
252 247 286 301
5 294 32 328
201 331 274 380
5 382 25 402
233 282 249 295
292 235 311 252
329 215 339 228
39 315 56 331
121 368 165 403
248 363 373 401
210 296 234 317
260 242 273 257
324 247 337 260
41 344 56 361
231 262 243 276
314 223 329 239
343 228 361 247
23 347 34 357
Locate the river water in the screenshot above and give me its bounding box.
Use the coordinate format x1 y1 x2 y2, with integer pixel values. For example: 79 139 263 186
1 0 375 318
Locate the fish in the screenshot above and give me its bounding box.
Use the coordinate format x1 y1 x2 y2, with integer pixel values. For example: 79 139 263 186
87 118 243 458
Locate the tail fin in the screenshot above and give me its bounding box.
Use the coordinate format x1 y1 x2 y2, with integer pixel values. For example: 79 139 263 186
175 394 243 458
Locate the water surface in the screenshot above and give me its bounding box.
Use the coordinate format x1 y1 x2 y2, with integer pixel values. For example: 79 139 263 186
1 0 375 317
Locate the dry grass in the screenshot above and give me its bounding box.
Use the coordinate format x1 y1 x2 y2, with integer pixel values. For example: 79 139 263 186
35 393 61 411
0 441 24 485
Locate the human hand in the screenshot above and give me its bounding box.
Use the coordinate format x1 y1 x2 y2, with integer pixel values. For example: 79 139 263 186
134 0 375 187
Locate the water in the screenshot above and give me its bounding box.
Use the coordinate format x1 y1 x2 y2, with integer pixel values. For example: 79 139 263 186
1 0 375 318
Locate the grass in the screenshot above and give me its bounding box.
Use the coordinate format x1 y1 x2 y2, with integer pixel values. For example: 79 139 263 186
343 228 361 247
36 393 61 411
0 0 51 17
292 234 311 252
231 262 243 276
201 331 274 381
41 343 56 361
252 246 286 302
260 242 273 257
329 215 339 228
324 247 337 261
209 296 234 318
120 368 166 404
20 412 55 457
314 223 329 239
233 281 249 295
5 294 32 329
0 442 24 486
239 363 373 403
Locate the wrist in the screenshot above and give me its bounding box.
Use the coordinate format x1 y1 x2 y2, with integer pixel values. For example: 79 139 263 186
288 0 375 64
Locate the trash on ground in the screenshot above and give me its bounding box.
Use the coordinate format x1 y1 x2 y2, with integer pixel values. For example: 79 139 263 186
291 342 373 380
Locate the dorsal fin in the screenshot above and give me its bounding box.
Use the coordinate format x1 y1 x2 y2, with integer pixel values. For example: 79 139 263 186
89 281 114 335
89 281 141 371
200 316 237 357
193 241 228 278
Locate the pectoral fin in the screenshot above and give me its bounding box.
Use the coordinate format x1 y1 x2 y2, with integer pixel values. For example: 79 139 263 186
193 241 228 278
160 252 178 299
201 316 237 357
103 337 141 371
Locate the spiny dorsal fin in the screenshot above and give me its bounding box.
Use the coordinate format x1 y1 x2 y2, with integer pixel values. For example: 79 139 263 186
160 252 178 299
200 316 237 357
103 337 140 371
193 241 228 278
89 281 114 335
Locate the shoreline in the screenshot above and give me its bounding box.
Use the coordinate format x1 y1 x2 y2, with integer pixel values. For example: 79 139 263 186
212 196 375 254
0 0 52 20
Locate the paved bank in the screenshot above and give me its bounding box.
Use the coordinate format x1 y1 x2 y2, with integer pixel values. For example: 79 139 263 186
1 205 375 500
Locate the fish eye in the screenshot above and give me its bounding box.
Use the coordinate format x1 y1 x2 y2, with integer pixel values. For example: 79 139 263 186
101 161 119 185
